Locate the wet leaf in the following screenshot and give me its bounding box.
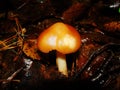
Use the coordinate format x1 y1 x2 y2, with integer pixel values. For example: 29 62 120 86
23 39 40 60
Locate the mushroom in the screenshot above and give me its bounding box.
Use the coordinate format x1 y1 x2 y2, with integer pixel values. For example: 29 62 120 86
37 22 81 77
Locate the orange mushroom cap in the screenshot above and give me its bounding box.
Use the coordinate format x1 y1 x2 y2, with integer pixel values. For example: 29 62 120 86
37 22 81 54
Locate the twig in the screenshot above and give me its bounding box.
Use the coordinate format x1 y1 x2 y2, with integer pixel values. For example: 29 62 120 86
2 67 23 84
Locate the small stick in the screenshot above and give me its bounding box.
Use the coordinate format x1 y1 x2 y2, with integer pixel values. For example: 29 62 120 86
2 67 23 84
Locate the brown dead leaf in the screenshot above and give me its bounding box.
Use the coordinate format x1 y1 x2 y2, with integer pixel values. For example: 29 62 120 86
62 2 86 23
23 39 40 60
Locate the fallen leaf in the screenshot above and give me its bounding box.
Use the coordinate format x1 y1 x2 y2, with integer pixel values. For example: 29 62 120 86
23 39 40 60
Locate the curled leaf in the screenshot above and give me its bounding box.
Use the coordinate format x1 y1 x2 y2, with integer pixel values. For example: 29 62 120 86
23 39 40 60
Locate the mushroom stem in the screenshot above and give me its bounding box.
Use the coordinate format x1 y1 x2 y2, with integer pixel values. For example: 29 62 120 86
56 51 68 77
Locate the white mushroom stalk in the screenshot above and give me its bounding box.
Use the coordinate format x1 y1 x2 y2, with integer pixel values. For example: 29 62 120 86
56 52 68 76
